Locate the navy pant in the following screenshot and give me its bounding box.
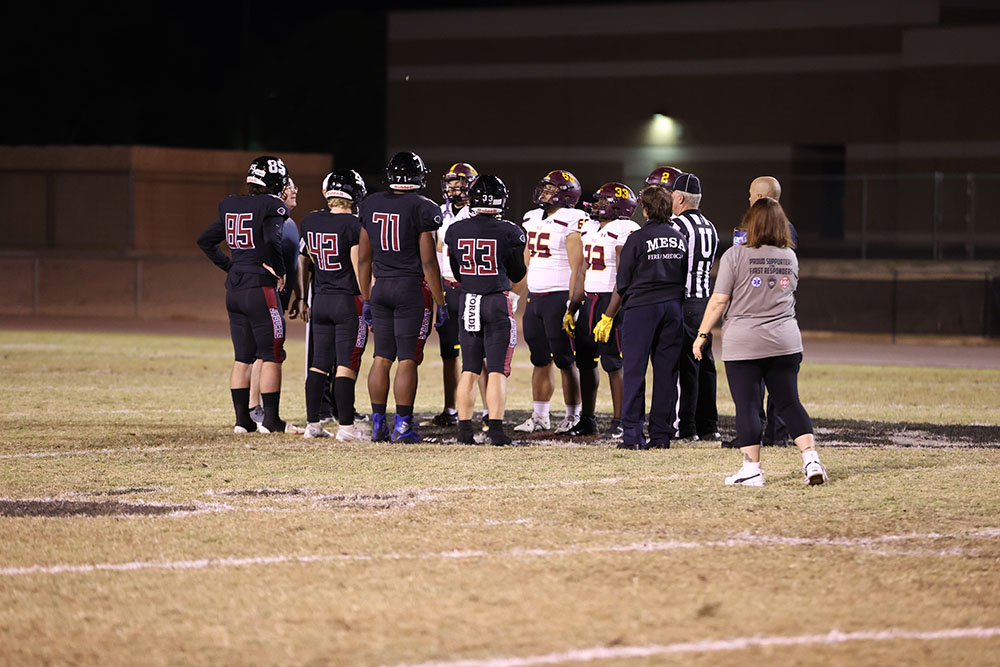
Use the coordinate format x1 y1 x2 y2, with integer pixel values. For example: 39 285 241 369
621 299 683 447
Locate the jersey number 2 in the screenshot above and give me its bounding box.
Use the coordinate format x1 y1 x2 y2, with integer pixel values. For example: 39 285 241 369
225 213 254 249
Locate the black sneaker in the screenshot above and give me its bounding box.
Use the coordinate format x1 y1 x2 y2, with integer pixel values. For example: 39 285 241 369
602 419 623 440
431 410 458 427
567 415 598 436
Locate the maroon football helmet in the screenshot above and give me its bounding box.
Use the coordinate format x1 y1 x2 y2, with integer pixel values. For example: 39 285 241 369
440 162 479 203
532 169 582 209
591 182 637 221
645 166 683 191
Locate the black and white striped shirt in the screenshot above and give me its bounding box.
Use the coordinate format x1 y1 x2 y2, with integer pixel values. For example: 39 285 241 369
670 209 719 299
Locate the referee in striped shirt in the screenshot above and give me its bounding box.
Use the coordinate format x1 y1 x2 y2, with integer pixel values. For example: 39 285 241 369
670 173 720 441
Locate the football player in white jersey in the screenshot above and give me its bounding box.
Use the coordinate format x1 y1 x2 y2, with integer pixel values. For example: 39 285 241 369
514 170 588 434
564 182 641 438
428 162 488 428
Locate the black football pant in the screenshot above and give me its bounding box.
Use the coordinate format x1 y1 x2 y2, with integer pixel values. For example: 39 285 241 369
678 297 719 438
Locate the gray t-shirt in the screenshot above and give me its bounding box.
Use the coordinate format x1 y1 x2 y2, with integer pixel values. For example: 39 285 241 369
714 244 802 361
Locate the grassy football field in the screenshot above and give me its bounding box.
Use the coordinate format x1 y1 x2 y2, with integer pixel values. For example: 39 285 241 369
1 328 999 666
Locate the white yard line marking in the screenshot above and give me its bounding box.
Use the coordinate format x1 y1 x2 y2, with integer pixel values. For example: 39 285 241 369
384 627 1000 667
1 529 995 577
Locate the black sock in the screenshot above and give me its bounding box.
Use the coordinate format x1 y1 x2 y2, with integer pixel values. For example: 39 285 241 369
372 402 386 417
458 419 475 444
397 405 413 418
231 388 254 429
305 371 328 424
262 391 282 431
334 376 356 426
487 419 511 445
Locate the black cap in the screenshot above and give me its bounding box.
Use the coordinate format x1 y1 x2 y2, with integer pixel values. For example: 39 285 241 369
674 173 701 195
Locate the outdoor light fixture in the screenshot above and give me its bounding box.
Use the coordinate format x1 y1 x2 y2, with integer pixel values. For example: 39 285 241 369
646 111 681 144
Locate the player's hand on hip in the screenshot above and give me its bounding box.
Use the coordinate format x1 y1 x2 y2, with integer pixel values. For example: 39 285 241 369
562 310 576 337
434 303 449 329
593 313 613 343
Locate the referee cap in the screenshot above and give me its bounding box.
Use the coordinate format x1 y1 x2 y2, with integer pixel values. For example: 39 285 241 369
674 172 701 195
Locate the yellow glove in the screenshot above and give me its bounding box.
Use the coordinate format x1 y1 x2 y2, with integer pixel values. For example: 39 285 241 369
593 313 614 343
562 310 576 337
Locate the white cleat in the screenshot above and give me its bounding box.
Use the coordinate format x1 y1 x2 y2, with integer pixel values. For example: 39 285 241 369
259 421 306 435
303 423 333 439
234 425 253 434
803 461 829 486
513 412 551 433
725 468 766 486
554 414 580 434
335 423 367 442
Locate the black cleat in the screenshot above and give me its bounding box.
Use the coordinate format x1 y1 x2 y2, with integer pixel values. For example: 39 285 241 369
567 415 598 436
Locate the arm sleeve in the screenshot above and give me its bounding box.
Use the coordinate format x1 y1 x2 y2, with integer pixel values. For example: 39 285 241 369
505 228 528 283
265 214 286 277
713 247 736 295
196 219 232 272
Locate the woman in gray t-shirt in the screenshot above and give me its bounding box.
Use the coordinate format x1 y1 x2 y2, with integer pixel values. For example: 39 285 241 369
693 198 828 487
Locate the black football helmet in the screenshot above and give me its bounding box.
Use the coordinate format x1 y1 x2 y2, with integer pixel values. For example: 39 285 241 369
386 151 430 191
468 174 508 215
532 170 582 209
441 162 479 203
247 155 289 195
322 169 368 207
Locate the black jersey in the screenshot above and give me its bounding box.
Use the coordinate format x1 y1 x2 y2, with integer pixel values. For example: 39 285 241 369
616 218 687 309
444 214 527 294
299 209 362 296
197 194 289 290
359 191 442 279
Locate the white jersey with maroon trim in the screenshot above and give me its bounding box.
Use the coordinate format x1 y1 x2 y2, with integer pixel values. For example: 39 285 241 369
522 206 587 293
582 218 641 293
437 202 470 281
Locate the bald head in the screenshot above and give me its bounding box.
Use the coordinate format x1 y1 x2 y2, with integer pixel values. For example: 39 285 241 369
749 176 781 204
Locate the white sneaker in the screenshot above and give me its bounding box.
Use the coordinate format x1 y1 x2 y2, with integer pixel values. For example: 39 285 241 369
303 423 333 439
725 467 765 486
803 461 829 486
514 412 550 433
234 425 252 434
259 421 306 435
554 414 580 434
335 423 367 442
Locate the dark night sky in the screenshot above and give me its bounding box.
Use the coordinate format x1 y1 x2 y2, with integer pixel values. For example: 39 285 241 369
3 0 684 175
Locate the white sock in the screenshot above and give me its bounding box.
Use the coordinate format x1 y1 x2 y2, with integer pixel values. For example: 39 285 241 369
533 402 550 417
445 407 457 415
802 450 820 465
308 421 322 428
742 461 762 473
566 403 582 418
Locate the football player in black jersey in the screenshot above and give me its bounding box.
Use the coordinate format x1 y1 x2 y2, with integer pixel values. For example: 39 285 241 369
295 170 369 441
196 156 304 435
357 152 448 443
444 175 527 446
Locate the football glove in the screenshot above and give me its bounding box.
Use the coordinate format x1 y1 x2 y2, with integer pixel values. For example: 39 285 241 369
362 300 373 328
434 303 449 329
593 313 614 343
562 310 576 337
507 291 520 313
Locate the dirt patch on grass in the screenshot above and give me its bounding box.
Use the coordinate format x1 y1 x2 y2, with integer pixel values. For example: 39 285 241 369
414 411 1000 449
89 487 160 496
216 488 312 498
0 499 197 518
319 491 429 510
